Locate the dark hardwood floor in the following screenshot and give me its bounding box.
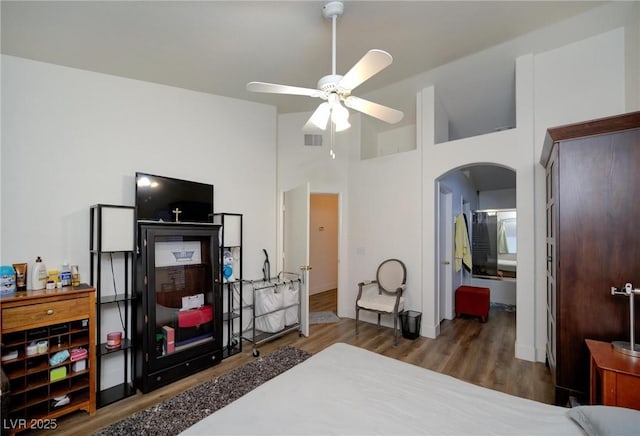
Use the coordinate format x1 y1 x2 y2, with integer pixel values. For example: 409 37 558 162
47 289 553 435
310 288 338 313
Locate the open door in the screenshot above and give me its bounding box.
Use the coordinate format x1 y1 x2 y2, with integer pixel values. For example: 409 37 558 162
283 183 311 337
438 184 453 322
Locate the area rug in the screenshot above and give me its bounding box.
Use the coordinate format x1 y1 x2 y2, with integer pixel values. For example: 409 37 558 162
95 346 311 436
309 311 340 324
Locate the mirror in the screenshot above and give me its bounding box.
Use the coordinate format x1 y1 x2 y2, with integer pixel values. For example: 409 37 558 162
471 209 516 278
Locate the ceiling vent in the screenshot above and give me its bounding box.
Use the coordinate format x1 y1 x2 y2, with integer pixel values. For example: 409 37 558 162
304 134 323 146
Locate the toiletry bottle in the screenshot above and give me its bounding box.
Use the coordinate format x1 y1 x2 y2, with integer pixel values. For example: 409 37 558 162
32 256 47 290
0 265 17 295
71 265 80 287
60 263 72 287
12 263 27 291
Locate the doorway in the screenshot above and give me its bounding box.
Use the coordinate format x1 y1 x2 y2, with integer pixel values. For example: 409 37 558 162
438 185 453 323
436 164 518 325
309 193 339 314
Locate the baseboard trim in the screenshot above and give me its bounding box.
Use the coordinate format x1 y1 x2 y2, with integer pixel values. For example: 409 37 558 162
422 323 438 339
515 340 536 362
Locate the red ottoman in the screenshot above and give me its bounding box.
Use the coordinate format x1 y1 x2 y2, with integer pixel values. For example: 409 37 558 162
455 285 490 322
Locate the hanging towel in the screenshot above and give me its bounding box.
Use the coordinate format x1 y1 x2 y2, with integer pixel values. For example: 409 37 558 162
454 214 473 272
497 220 509 254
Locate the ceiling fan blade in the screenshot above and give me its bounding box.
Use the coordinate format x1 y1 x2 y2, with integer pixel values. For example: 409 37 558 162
344 96 404 124
246 81 322 98
339 49 393 91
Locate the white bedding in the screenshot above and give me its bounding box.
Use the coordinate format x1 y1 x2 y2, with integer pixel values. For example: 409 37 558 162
182 343 581 435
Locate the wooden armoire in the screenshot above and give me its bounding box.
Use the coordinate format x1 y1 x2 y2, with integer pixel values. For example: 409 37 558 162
540 111 640 405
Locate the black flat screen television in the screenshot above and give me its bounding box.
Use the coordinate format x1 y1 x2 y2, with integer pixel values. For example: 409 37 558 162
135 172 214 223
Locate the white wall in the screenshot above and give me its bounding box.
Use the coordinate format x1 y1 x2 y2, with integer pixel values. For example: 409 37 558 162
360 116 416 160
531 27 626 360
347 148 422 323
470 277 516 306
377 124 416 157
1 55 278 387
478 189 516 210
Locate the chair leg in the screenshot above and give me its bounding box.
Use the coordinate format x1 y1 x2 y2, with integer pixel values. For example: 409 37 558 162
393 314 398 346
355 307 359 336
377 313 381 329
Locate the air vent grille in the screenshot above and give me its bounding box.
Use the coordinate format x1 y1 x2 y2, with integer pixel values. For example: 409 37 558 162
304 134 323 146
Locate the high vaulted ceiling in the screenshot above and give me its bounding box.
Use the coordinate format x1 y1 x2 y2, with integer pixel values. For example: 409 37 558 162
2 1 602 126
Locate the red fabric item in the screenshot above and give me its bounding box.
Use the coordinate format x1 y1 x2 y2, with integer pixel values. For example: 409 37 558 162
177 305 213 328
455 285 490 322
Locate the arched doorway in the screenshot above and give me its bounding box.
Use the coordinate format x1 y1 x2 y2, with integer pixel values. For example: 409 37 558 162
436 163 517 326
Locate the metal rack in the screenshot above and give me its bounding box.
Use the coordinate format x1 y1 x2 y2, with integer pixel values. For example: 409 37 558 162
242 272 302 357
223 280 242 356
214 213 243 359
89 204 136 408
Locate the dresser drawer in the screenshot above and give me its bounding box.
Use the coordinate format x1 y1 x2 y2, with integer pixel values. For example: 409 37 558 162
615 373 640 410
2 296 89 331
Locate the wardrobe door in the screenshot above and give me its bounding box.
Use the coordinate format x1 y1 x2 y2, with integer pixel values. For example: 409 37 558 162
545 146 558 378
556 127 640 401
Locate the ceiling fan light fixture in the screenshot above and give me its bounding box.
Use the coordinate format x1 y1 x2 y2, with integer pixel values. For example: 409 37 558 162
330 100 350 131
333 118 351 132
309 102 331 130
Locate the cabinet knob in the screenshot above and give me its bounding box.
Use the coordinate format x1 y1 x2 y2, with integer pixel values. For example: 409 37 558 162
47 309 54 315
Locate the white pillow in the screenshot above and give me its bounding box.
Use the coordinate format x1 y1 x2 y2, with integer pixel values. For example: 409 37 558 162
567 406 640 436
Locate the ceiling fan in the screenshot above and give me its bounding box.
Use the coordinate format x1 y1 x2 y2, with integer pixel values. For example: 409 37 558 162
246 1 403 132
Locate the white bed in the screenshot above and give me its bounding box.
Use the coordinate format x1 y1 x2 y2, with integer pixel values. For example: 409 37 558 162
181 342 595 435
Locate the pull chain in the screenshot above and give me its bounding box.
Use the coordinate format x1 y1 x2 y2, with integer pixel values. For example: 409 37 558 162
330 120 336 159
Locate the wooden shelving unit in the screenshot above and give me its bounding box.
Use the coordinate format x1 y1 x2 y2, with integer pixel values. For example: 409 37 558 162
0 286 96 434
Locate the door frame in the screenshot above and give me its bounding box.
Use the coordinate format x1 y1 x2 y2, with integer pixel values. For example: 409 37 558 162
309 193 340 301
277 187 342 335
437 183 453 323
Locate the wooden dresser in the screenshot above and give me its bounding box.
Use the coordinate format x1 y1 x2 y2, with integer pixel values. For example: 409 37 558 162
586 339 640 410
0 285 96 433
540 111 640 405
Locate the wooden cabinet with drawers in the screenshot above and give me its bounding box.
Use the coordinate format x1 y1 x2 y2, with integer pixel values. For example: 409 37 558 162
587 339 640 410
0 285 96 433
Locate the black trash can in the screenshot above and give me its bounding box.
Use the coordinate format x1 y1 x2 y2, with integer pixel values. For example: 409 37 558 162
400 310 422 339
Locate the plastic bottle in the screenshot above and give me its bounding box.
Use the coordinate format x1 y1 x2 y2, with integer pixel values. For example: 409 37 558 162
60 263 72 287
32 256 48 290
0 265 16 295
71 265 80 287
